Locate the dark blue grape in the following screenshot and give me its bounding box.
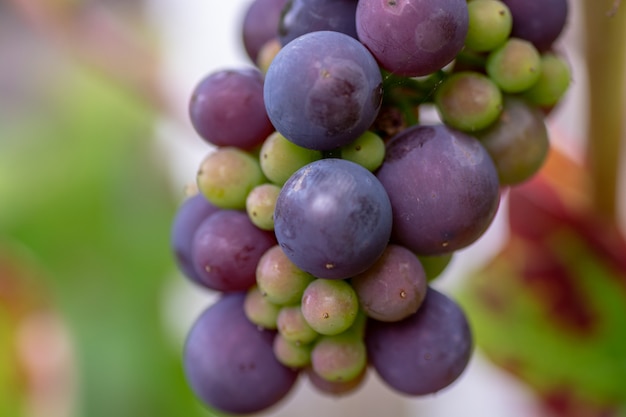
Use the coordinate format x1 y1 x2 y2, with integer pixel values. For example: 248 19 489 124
184 293 299 414
274 159 392 279
170 193 219 284
366 288 473 395
279 0 358 46
501 0 568 52
191 210 276 292
376 124 500 255
264 31 383 150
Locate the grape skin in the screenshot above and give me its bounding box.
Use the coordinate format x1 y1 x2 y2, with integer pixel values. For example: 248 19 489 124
365 288 473 395
501 0 569 52
184 293 298 414
241 0 289 63
301 279 359 336
264 31 383 151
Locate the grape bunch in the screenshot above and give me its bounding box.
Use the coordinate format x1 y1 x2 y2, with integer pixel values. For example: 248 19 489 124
171 0 571 414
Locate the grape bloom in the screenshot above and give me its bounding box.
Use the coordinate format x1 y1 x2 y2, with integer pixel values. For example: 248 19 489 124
170 0 573 414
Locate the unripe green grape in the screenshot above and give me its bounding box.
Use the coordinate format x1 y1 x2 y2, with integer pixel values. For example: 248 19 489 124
277 305 319 345
256 245 315 305
522 53 572 107
301 279 359 336
417 253 454 282
340 131 386 172
246 183 281 230
311 332 367 382
243 285 281 329
435 71 503 132
486 38 542 93
259 131 321 185
273 333 312 368
196 147 265 209
257 38 282 75
465 0 512 52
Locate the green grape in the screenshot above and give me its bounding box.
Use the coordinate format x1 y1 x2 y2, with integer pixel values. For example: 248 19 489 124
259 131 321 185
243 285 281 330
486 38 542 93
475 95 549 185
301 279 359 336
340 131 386 172
310 332 367 382
522 53 572 107
417 253 454 282
465 0 513 52
273 333 312 368
246 183 281 231
434 71 503 132
196 147 265 209
277 305 319 345
256 245 315 305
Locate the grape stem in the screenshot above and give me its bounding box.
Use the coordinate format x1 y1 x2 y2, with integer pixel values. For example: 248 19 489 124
582 2 626 223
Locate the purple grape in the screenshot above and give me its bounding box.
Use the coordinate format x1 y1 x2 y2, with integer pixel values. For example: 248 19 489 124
170 193 219 284
241 0 290 63
184 293 299 414
189 68 274 150
191 210 276 292
263 31 383 151
366 288 473 395
376 124 500 255
279 0 358 46
501 0 568 52
356 0 468 77
351 244 428 322
274 158 392 279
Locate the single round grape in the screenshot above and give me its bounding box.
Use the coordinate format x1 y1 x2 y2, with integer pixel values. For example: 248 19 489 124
274 159 393 279
189 68 274 149
257 38 282 74
356 0 469 77
474 95 550 185
486 38 542 93
273 333 313 368
184 293 298 414
418 253 454 282
340 130 386 172
241 0 289 63
264 31 383 150
259 131 321 186
501 0 568 52
256 245 315 305
376 124 500 255
171 193 219 284
465 0 512 52
246 183 281 231
522 53 571 108
244 286 281 329
306 365 367 397
197 147 266 210
310 332 367 382
351 245 428 322
301 279 359 336
366 288 473 395
191 210 276 292
278 0 358 46
277 305 319 345
434 71 503 132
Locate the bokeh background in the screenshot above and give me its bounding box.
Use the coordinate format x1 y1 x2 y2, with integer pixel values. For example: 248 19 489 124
1 1 625 417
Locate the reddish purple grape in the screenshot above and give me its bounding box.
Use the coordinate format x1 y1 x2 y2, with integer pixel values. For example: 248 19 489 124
501 0 568 52
191 210 276 292
184 293 299 414
366 288 473 395
242 0 289 63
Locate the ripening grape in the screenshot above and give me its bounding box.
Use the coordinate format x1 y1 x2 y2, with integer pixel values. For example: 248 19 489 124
264 31 383 150
196 147 266 210
306 365 368 396
465 0 512 52
273 333 313 368
356 0 469 77
246 183 281 231
277 305 320 345
310 332 368 382
301 279 359 336
274 158 392 279
486 38 542 93
184 293 298 414
244 285 281 329
340 130 386 172
259 131 321 186
256 245 315 306
376 124 500 255
366 288 473 395
522 53 572 108
189 68 274 150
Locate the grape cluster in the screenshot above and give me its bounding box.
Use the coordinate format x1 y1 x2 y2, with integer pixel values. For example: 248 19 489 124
171 0 571 414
